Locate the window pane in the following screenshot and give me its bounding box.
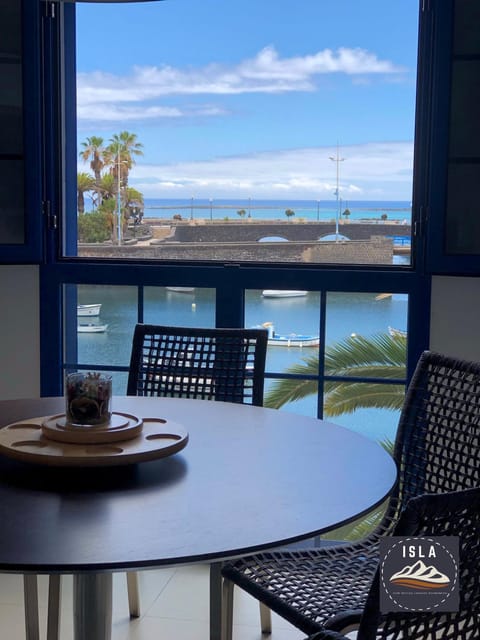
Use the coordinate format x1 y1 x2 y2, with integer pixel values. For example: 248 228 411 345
66 284 215 394
70 0 418 265
247 288 408 434
144 286 215 327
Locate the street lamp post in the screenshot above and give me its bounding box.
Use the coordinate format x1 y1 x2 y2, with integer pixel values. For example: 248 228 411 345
317 200 320 221
190 196 194 220
209 198 213 221
116 153 128 246
117 156 122 245
329 144 345 242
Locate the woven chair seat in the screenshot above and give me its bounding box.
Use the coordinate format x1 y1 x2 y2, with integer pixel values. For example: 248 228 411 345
304 486 480 640
222 515 393 635
222 350 480 637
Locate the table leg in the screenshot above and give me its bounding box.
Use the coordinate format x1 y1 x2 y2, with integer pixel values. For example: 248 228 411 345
210 562 223 640
73 573 112 640
23 575 39 640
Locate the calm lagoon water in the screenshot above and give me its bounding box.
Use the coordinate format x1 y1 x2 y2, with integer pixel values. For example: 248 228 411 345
77 285 408 444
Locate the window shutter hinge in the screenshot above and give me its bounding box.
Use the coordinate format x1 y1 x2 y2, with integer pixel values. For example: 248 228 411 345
43 200 57 230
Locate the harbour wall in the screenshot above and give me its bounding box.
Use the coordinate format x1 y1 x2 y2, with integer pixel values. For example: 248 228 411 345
79 236 393 264
148 220 411 243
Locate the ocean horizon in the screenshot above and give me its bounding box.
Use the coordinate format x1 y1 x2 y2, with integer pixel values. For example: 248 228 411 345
141 198 412 224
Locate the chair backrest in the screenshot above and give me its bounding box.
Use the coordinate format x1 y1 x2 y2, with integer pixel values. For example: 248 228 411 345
392 351 480 511
357 487 480 640
127 324 268 406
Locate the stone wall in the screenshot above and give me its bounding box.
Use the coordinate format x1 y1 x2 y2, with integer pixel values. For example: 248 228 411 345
154 220 411 243
79 236 393 264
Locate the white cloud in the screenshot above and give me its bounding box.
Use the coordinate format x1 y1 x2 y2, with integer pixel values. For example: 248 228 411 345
77 46 406 118
77 102 228 124
122 141 414 200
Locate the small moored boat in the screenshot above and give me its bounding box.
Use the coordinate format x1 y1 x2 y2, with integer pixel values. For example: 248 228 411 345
77 303 102 317
166 287 195 293
261 322 320 347
262 290 307 298
77 323 108 333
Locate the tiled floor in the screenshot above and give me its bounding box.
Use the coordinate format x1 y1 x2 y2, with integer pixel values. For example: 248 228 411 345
0 564 306 640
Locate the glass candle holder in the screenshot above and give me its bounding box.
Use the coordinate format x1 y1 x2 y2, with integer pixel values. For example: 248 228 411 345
65 372 112 426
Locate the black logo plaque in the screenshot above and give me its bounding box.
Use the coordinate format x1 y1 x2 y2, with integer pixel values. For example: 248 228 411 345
379 536 459 613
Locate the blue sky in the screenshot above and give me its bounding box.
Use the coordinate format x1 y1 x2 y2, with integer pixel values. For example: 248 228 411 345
76 0 419 201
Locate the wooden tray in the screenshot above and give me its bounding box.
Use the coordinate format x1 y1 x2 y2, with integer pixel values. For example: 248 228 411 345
0 415 188 467
42 412 143 444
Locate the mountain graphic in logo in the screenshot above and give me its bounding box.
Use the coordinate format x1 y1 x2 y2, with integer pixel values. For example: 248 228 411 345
389 560 450 590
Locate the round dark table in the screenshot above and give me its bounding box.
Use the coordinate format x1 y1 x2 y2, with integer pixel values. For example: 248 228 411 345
0 396 397 640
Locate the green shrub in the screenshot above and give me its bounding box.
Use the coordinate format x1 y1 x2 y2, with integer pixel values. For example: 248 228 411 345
78 211 111 243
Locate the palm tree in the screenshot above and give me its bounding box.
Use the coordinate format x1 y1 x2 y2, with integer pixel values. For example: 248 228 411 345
125 186 144 208
97 173 117 202
105 131 143 188
265 332 407 414
76 172 95 214
79 136 105 189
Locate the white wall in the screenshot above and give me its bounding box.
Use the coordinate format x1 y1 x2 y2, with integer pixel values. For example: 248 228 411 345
0 265 40 399
430 275 480 361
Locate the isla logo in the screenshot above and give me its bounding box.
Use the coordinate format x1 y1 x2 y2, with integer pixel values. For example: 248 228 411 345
379 537 459 613
389 559 450 590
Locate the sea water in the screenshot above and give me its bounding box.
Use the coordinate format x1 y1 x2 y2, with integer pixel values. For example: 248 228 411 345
141 198 412 225
77 284 408 444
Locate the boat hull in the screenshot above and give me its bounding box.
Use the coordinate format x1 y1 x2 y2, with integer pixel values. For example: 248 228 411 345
268 335 320 347
166 287 195 293
77 304 102 317
77 324 108 333
262 290 307 298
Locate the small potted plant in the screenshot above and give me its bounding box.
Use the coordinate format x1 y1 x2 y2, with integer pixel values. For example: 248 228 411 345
66 372 112 426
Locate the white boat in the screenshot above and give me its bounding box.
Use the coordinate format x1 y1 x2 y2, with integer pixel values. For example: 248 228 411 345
388 326 407 338
77 323 108 333
166 287 195 293
261 322 320 347
262 290 307 298
77 303 102 317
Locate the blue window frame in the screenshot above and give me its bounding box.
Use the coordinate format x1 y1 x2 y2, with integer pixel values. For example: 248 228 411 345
27 0 454 426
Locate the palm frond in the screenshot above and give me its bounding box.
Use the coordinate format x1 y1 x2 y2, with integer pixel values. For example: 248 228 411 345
264 333 407 416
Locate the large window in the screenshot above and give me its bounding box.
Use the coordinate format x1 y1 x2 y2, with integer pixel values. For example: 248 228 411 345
36 0 436 444
68 0 419 267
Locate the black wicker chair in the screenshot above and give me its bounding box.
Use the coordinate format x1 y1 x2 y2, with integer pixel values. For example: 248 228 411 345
126 324 267 405
221 351 480 638
125 324 268 618
41 324 267 639
305 486 480 640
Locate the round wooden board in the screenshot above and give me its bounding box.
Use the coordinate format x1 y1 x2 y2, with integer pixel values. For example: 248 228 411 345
42 412 143 444
0 415 188 467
